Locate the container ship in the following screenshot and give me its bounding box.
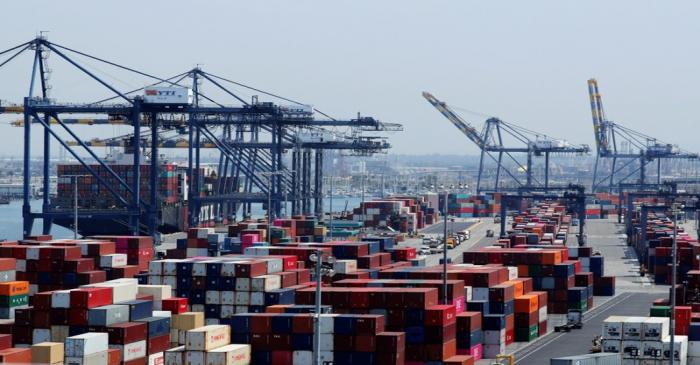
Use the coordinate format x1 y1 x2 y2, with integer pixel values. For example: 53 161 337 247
52 152 217 236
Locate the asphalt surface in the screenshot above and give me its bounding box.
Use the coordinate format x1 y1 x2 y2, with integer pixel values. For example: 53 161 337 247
420 220 477 234
499 218 668 365
514 292 660 364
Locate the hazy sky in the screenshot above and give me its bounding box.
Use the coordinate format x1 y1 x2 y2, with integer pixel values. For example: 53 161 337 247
1 1 699 156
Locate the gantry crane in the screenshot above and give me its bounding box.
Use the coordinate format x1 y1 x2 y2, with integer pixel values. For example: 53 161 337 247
587 78 699 192
423 92 590 194
0 37 402 238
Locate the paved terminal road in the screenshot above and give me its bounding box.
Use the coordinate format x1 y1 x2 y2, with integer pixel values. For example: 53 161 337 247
513 292 661 364
420 220 476 235
475 218 667 365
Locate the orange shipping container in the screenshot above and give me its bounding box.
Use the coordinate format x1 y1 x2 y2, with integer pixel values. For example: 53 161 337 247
515 294 539 313
504 280 524 297
0 281 29 296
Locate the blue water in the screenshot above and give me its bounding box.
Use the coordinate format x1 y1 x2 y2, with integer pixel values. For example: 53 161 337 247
0 200 75 240
0 196 375 240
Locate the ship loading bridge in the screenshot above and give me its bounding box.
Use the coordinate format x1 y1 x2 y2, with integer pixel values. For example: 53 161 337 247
0 37 402 239
587 78 700 193
423 92 590 194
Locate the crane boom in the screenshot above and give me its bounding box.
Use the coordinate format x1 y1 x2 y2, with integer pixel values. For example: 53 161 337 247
422 91 485 149
587 78 609 154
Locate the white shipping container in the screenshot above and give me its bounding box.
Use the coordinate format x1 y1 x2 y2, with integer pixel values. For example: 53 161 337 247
234 292 250 306
65 332 109 357
251 275 281 292
292 350 312 365
538 306 548 322
621 340 641 358
220 305 235 319
221 262 237 277
143 87 194 105
235 278 250 292
26 247 39 260
623 317 646 340
464 286 472 301
163 260 182 276
642 317 669 341
32 328 51 344
602 340 621 353
65 350 108 365
148 276 163 286
472 287 489 302
109 340 147 362
483 330 506 345
163 276 178 289
185 325 230 351
206 291 221 305
205 344 251 365
603 316 626 340
250 292 264 306
689 356 700 365
51 325 70 343
185 350 206 365
221 292 235 305
192 262 208 276
52 290 72 308
689 341 700 357
506 266 518 280
149 352 165 365
86 280 137 303
662 335 688 362
333 260 357 274
138 285 172 301
148 260 163 275
100 254 128 268
641 340 663 359
319 315 335 334
319 334 333 351
186 248 208 257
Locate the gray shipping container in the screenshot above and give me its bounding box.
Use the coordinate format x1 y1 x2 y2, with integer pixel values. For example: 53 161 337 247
550 352 622 365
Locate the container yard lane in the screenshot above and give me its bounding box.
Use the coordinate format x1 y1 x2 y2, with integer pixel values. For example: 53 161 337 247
504 218 667 365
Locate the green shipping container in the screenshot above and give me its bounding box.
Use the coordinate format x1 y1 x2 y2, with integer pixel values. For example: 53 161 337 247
650 306 671 317
515 325 538 342
0 294 28 307
568 300 588 311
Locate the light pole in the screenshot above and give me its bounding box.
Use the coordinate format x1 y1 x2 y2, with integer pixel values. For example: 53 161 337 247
670 202 683 365
328 175 333 240
310 250 335 365
63 174 87 239
361 173 366 233
442 190 449 304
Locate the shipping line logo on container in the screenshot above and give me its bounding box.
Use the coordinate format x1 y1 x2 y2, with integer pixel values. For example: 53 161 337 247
145 89 178 96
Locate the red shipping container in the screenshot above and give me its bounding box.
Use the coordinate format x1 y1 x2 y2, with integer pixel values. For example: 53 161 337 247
0 258 16 271
0 334 11 350
354 314 385 334
108 348 121 365
270 350 292 365
70 287 113 308
124 358 147 365
425 304 457 326
63 258 95 273
0 348 31 364
107 322 147 344
161 298 188 314
147 334 169 354
292 315 314 334
78 271 108 285
354 335 376 352
235 261 267 277
444 355 475 365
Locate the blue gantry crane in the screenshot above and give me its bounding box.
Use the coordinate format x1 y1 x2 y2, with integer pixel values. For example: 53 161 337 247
0 37 402 239
423 92 590 194
587 78 699 192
